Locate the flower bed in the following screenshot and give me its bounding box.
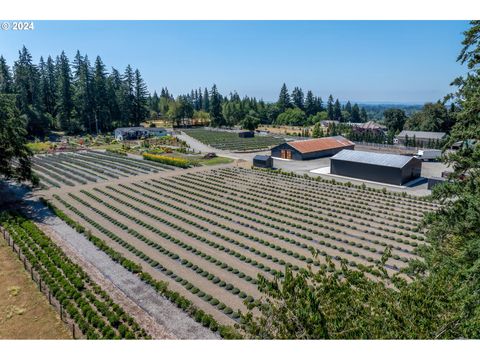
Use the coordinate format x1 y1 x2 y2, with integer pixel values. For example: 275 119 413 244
143 153 190 168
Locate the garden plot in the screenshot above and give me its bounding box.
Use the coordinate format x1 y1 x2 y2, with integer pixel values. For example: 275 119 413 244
33 151 173 189
46 166 437 328
183 129 285 151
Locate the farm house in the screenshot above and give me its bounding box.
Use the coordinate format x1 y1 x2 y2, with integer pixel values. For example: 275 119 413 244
271 136 354 160
330 150 422 185
114 127 167 141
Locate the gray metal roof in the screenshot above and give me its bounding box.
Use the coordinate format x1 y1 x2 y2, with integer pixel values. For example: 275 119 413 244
254 155 271 161
331 150 416 168
397 130 446 140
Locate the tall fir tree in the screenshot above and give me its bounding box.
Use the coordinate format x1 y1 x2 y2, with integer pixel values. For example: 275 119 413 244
277 83 291 112
150 90 160 114
333 99 342 121
345 101 352 114
203 87 210 112
291 87 304 110
0 56 13 94
92 56 110 132
13 46 39 113
55 51 75 133
327 94 334 120
351 103 361 122
122 65 135 126
304 90 316 116
209 84 224 127
107 67 123 126
132 69 149 125
73 52 94 132
39 56 57 118
360 107 368 122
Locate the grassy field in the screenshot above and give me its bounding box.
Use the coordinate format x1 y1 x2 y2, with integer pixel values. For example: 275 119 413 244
183 129 285 151
46 166 436 328
0 234 71 339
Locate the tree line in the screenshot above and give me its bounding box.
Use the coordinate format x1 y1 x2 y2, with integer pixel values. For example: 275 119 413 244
0 46 150 137
154 83 371 129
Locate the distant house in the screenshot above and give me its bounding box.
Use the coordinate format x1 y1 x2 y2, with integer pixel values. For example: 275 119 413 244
271 136 354 160
352 121 387 135
114 127 167 141
330 150 422 185
396 130 446 147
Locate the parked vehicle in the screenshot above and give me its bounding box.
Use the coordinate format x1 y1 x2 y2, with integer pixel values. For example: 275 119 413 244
415 149 442 161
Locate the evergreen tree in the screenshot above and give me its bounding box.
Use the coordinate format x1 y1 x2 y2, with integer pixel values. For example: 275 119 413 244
132 69 149 125
304 90 316 116
13 46 50 136
55 51 75 133
277 83 291 112
0 56 13 94
345 101 352 114
150 90 160 114
198 88 203 112
351 103 361 122
107 67 123 126
333 99 342 121
39 56 57 118
13 46 39 113
92 56 110 132
73 52 94 132
122 65 135 126
315 96 323 113
203 87 210 112
209 84 224 127
360 107 368 122
291 86 304 110
327 95 334 120
0 94 37 184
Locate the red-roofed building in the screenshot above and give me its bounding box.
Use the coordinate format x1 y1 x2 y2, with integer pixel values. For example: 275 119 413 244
271 136 355 160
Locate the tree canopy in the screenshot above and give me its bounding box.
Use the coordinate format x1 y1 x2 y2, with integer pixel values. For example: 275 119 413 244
0 94 37 184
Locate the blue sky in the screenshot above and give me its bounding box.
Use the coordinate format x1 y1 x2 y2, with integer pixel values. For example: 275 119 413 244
0 21 470 103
